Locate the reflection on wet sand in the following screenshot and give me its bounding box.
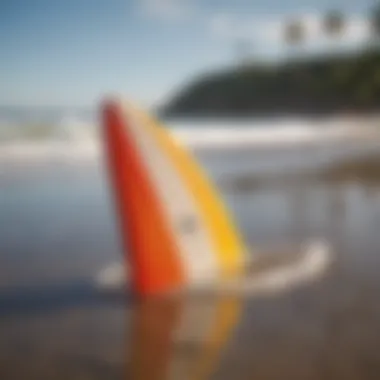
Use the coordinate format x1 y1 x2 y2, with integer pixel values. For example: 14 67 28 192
128 296 242 380
222 152 380 196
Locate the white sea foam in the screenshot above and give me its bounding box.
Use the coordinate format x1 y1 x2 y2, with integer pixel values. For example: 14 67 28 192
95 261 127 290
174 125 350 148
221 240 332 295
0 117 377 165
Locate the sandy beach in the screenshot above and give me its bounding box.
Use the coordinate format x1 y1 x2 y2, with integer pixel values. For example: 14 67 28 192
1 133 380 379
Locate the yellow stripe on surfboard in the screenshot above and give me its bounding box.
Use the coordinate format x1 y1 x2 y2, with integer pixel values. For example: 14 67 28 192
128 104 248 279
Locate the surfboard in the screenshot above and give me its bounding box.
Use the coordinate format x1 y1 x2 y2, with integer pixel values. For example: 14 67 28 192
101 98 331 297
102 99 249 296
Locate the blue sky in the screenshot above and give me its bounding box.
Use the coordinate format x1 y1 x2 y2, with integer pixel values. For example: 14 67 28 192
0 0 375 107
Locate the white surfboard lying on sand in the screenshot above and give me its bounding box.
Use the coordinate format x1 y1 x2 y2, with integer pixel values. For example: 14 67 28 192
100 99 332 297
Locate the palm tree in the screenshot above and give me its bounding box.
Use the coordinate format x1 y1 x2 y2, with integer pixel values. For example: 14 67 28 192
370 2 380 45
284 19 304 45
283 19 305 62
323 10 345 39
323 11 346 86
367 3 380 102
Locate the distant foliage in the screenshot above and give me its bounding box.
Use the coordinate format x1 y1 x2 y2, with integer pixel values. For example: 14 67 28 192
283 19 304 45
323 10 345 37
371 3 380 40
163 49 380 117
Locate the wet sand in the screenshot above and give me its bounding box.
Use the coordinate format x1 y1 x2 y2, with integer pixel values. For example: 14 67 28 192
0 145 380 379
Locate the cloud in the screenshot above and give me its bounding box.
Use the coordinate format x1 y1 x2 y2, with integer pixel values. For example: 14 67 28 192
139 0 196 21
343 16 371 43
209 12 372 52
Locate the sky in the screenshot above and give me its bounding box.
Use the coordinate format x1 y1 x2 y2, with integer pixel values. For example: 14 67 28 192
0 0 376 107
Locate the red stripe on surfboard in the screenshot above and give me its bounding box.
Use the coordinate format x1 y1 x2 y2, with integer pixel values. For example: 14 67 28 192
102 100 185 296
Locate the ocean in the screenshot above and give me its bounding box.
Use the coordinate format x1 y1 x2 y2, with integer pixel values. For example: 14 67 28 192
0 114 380 379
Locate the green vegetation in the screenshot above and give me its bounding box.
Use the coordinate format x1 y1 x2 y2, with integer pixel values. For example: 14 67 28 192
163 4 380 118
371 3 380 42
162 49 380 117
323 10 345 38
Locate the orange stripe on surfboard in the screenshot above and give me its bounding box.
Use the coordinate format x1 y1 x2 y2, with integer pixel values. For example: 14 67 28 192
102 100 185 296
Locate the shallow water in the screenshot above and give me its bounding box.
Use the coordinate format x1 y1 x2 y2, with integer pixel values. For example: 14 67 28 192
1 143 380 379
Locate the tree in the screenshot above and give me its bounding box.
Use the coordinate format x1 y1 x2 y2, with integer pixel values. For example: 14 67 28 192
284 19 304 45
365 2 380 93
323 11 346 86
283 19 305 62
323 10 345 38
370 2 380 43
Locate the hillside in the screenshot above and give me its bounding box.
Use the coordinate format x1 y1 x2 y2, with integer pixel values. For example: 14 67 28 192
162 49 380 118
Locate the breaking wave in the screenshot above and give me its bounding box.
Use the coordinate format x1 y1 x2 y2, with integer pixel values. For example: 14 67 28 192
1 115 376 166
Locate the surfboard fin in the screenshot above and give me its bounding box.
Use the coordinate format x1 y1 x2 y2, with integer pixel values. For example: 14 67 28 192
101 99 248 296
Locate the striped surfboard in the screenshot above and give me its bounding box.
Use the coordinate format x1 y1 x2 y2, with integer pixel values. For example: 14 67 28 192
101 99 248 296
